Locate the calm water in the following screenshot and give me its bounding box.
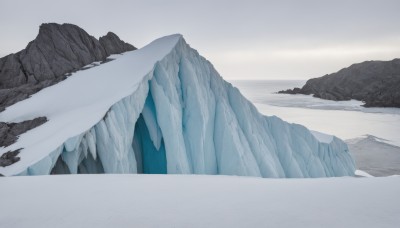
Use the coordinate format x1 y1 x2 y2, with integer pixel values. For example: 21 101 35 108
229 80 400 147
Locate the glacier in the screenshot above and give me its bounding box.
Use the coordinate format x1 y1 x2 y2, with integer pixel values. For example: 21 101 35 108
0 34 355 177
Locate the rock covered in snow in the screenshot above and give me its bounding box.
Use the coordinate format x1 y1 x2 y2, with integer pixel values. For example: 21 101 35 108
0 117 47 148
0 23 136 111
0 149 21 167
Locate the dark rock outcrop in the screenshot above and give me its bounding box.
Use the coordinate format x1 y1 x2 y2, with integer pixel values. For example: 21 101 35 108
278 59 400 107
0 117 47 167
0 23 136 111
0 117 47 148
0 149 21 167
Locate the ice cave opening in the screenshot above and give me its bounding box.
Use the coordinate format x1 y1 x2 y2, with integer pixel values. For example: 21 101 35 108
50 87 168 175
132 114 167 174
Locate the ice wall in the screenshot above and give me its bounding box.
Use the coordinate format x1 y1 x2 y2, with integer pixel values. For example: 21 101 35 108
15 36 355 177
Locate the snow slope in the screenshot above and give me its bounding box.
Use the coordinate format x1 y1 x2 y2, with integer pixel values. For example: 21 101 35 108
0 34 355 177
0 174 399 228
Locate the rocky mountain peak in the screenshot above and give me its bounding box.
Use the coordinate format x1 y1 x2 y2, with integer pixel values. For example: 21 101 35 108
100 31 136 55
0 23 137 111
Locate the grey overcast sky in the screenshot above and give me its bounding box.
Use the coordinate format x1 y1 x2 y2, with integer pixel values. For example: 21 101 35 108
1 0 400 80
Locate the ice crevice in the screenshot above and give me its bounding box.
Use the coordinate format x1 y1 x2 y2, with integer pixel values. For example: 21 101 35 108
2 35 355 177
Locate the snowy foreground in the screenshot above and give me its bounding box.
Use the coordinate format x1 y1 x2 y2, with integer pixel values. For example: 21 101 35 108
0 174 399 228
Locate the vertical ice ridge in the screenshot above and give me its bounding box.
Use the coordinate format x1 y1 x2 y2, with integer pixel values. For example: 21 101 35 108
16 35 355 177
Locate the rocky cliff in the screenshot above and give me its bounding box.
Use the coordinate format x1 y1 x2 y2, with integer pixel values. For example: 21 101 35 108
279 59 400 107
0 23 136 111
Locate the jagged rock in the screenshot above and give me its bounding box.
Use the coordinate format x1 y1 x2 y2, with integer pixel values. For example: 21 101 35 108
0 117 47 148
278 59 400 107
18 23 108 83
100 32 136 55
0 53 27 88
0 149 21 167
0 23 136 110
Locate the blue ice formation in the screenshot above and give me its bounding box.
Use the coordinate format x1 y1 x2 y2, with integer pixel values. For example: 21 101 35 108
18 36 355 177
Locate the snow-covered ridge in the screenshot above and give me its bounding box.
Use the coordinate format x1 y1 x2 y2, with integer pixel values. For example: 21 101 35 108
0 34 355 177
